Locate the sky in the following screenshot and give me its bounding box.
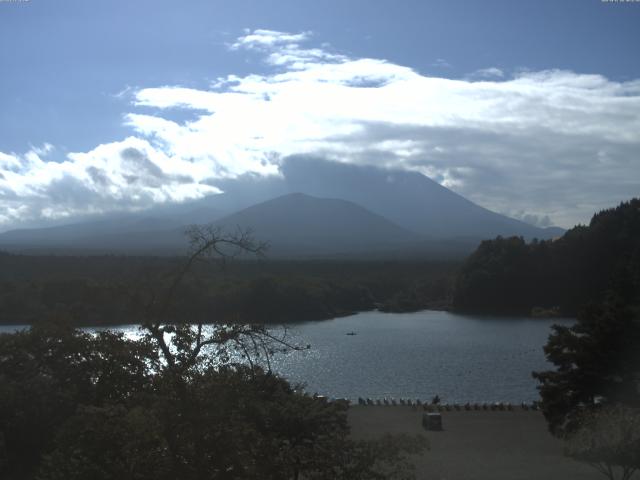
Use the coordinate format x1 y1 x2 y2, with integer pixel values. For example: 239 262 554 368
0 0 639 231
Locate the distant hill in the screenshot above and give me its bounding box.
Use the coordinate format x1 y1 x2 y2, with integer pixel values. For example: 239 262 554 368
0 216 186 254
0 193 427 257
213 193 422 257
452 198 640 315
0 217 179 245
0 204 229 254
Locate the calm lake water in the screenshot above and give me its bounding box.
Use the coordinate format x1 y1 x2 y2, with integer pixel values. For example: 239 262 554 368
0 310 572 403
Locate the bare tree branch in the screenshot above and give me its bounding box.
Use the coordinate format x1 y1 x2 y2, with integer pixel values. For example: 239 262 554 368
137 224 307 378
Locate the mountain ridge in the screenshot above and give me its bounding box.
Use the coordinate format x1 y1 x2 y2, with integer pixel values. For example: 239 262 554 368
212 192 421 257
0 159 565 257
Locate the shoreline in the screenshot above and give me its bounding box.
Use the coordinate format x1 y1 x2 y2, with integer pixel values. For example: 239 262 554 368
0 305 573 329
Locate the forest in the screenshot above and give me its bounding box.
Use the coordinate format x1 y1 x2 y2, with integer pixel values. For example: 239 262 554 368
0 254 457 326
452 199 640 316
3 198 639 325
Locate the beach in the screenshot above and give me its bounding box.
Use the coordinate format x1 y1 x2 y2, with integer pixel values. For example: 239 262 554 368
349 406 603 480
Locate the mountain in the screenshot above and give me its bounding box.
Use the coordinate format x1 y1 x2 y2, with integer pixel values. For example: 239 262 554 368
0 193 425 257
0 158 565 256
279 157 562 240
0 205 227 254
213 193 422 257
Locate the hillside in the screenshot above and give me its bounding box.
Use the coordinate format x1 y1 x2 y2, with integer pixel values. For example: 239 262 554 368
452 198 640 315
0 217 186 255
213 193 422 257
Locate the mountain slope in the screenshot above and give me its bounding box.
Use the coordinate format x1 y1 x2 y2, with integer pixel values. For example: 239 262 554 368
0 205 227 254
280 157 561 240
213 193 422 256
0 193 425 257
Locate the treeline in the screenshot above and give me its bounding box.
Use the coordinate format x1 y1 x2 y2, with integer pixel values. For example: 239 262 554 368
0 255 458 326
453 198 640 315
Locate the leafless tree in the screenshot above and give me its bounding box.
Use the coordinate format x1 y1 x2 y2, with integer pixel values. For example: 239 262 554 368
140 225 305 378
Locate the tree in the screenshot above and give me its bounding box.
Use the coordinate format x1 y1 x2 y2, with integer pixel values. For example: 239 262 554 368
0 225 427 479
533 298 640 436
452 198 640 316
38 404 172 480
0 320 157 479
565 406 640 480
140 225 271 375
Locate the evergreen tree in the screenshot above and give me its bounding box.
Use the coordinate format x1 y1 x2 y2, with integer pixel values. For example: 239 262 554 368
533 298 640 436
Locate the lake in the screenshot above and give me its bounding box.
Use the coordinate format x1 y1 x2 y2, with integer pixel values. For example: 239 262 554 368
0 310 572 403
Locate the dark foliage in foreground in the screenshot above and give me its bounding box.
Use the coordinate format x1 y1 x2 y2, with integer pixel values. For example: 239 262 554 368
533 298 640 437
453 198 640 315
0 321 426 480
0 322 157 478
1 226 427 479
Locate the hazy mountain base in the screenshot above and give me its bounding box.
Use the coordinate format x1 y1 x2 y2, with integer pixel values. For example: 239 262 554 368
0 192 493 260
0 255 458 326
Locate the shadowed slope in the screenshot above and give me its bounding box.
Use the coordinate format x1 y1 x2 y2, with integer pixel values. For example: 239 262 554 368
214 193 422 256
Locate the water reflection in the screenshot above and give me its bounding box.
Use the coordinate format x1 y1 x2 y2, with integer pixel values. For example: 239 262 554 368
0 310 572 403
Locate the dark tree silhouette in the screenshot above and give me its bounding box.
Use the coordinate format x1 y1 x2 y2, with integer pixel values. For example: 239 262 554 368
533 298 640 436
0 226 426 480
453 198 640 315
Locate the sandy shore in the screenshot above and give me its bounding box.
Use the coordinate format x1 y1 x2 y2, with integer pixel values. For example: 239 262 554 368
348 406 602 480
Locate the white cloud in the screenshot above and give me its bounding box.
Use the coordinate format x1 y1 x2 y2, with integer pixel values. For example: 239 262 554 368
1 29 639 229
0 138 219 228
228 29 345 71
509 211 553 228
470 67 505 79
230 29 312 50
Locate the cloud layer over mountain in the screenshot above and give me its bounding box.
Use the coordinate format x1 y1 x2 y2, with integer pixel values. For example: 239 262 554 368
1 29 639 230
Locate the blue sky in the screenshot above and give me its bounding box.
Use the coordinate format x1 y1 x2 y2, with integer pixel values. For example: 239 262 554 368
1 0 639 230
